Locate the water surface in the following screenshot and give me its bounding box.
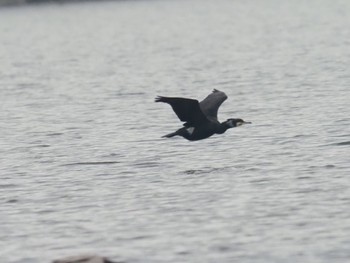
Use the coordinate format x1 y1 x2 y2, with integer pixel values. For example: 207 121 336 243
0 0 350 262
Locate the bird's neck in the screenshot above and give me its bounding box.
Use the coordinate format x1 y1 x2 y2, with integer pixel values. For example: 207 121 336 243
217 122 230 134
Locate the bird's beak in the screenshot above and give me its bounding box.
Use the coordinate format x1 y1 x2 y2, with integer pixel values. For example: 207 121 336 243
243 121 252 124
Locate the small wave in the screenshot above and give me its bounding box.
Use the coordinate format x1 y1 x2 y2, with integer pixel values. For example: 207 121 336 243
34 144 50 148
183 169 204 174
6 199 18 203
117 92 145 96
320 141 350 147
308 164 336 170
46 133 64 136
296 176 313 180
250 178 274 183
183 167 226 175
292 134 315 138
0 184 18 188
334 141 350 146
63 161 120 166
134 162 159 168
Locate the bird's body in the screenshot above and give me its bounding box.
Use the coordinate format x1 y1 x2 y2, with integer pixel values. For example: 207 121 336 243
155 89 251 141
164 121 222 141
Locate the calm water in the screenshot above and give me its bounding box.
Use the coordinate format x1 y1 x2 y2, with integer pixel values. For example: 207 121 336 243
1 0 350 262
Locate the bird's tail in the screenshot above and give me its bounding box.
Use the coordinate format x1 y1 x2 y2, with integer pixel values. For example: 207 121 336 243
162 131 178 138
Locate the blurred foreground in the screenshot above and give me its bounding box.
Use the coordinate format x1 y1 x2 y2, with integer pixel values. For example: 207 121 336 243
0 0 118 7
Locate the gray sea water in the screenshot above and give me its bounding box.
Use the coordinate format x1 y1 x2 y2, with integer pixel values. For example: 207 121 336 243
1 0 350 262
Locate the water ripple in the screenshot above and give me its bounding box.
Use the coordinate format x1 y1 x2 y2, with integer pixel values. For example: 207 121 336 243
62 161 120 166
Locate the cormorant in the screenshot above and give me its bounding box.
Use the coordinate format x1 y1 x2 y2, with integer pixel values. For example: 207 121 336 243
155 89 251 141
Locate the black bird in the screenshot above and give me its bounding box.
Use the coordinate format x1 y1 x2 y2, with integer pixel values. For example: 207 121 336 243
155 89 251 141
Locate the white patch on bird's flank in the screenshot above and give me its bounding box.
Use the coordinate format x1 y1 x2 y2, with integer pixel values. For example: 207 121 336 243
186 127 195 135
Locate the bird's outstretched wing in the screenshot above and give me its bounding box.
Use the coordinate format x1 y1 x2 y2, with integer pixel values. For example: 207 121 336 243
155 96 209 126
199 89 227 121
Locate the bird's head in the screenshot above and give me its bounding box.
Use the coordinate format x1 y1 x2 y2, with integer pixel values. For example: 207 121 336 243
225 118 252 128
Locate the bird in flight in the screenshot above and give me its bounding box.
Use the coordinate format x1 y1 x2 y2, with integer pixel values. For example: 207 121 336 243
155 89 251 141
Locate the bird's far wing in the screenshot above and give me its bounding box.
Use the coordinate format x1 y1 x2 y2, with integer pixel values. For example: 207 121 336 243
199 89 228 120
155 96 209 126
